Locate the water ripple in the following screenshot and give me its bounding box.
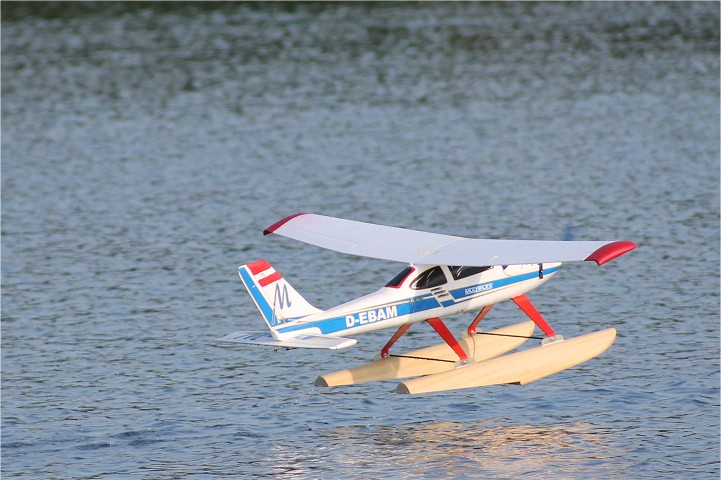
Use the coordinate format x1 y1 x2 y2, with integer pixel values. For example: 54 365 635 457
2 3 719 479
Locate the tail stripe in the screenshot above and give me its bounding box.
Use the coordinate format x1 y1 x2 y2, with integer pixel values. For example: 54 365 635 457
259 271 282 287
247 260 272 275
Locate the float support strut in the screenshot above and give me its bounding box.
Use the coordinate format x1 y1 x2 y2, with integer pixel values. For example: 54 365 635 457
426 317 468 363
380 323 412 359
512 294 556 337
467 305 493 336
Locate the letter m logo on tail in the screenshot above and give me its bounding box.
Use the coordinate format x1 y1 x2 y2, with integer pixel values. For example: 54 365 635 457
239 261 321 329
273 283 292 310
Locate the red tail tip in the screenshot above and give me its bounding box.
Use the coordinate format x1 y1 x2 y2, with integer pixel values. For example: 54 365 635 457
246 260 272 274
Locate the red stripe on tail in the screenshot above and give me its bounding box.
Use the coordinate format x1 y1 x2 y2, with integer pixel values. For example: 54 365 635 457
258 272 282 287
247 260 272 275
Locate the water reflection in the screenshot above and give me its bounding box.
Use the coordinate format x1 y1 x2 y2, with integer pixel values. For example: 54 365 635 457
304 419 624 478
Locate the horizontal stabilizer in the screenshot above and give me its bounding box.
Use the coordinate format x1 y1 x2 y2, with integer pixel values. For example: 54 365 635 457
218 331 357 350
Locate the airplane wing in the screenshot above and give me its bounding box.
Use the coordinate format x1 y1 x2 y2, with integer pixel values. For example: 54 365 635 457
263 213 636 266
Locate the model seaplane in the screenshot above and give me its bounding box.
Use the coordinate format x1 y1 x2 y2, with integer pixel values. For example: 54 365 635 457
220 213 636 394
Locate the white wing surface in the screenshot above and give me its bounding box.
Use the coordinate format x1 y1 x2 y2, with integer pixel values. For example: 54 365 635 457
263 213 636 266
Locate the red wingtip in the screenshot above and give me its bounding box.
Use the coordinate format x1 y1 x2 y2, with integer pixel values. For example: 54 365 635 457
263 212 307 236
585 241 637 266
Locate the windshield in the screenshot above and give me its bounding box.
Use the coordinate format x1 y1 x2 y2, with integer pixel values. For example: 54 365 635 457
410 266 447 290
448 265 492 280
385 266 415 288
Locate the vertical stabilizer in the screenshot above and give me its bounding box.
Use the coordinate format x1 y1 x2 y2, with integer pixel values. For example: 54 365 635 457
238 260 321 329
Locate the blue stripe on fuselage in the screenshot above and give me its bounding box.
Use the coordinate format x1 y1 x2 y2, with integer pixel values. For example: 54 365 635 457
449 266 559 301
275 294 439 335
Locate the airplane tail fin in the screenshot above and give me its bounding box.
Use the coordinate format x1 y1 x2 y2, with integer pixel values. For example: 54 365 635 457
224 260 356 350
238 260 321 329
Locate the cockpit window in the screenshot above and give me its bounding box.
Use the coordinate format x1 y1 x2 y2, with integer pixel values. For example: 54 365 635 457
448 265 492 280
385 266 415 288
410 266 447 290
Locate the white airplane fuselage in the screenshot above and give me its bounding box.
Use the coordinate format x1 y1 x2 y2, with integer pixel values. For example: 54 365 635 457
270 262 560 340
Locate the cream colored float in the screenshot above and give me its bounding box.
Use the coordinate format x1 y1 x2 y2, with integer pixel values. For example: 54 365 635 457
315 321 535 387
396 328 616 394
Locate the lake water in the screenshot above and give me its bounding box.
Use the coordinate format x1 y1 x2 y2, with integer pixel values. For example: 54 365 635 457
2 3 719 479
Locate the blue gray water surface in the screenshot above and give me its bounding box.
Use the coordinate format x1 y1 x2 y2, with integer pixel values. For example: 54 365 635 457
2 3 719 479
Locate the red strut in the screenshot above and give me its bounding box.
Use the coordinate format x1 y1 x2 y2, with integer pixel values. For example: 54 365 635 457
512 294 556 337
426 317 468 363
468 305 493 336
380 323 412 359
